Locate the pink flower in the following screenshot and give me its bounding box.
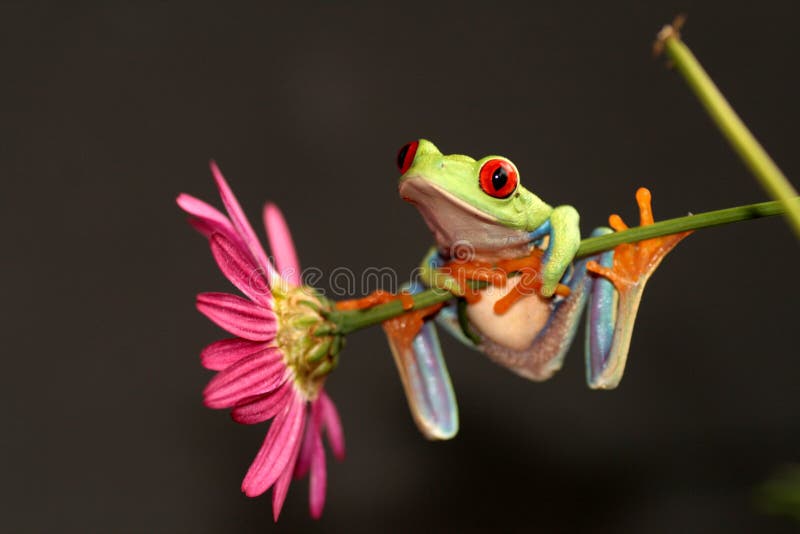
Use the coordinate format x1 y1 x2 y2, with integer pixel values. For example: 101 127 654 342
177 162 345 521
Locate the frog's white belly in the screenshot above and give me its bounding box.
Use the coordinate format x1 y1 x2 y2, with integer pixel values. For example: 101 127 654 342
466 275 552 351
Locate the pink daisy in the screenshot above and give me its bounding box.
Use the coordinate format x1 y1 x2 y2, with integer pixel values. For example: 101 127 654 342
177 162 345 521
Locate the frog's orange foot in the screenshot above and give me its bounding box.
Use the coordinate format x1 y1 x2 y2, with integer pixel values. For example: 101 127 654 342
441 259 506 305
382 301 445 347
587 187 691 292
336 288 444 343
492 249 572 314
496 252 571 299
335 289 415 311
493 267 543 314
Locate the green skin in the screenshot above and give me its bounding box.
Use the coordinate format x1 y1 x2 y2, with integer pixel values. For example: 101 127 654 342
388 139 687 436
398 139 581 297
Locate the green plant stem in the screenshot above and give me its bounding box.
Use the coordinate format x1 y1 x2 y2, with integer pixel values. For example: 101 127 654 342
331 197 795 335
656 19 800 238
575 198 791 257
335 287 453 335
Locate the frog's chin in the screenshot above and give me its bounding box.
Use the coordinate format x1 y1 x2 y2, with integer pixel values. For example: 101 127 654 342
399 176 531 259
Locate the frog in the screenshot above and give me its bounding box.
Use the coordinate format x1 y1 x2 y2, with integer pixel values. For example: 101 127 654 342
340 139 689 440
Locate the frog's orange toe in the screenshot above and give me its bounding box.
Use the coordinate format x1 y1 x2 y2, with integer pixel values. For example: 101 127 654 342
608 214 628 232
443 259 506 287
336 289 415 311
587 260 629 292
636 187 654 226
382 301 444 346
590 187 692 291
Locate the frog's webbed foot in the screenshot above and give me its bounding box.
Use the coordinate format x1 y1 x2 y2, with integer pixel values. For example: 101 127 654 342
335 289 415 312
586 188 691 292
584 187 692 389
438 258 506 304
439 248 573 316
494 250 571 314
337 288 458 440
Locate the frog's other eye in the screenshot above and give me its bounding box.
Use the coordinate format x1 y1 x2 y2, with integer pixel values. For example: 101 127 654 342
479 159 518 199
397 141 419 174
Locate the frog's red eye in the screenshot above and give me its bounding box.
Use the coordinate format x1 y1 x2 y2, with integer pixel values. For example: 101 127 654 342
397 141 419 174
479 159 518 199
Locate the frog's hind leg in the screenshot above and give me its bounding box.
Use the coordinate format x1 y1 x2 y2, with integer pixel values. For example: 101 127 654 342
386 281 459 440
583 229 629 389
337 279 459 440
584 188 691 389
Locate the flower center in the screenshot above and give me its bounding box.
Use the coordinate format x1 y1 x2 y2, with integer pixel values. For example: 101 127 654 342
273 284 338 400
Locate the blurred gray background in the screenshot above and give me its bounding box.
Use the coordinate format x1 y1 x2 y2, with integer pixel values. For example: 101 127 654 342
2 1 800 532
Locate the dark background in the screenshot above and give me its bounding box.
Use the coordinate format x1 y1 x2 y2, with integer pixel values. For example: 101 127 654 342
3 1 800 532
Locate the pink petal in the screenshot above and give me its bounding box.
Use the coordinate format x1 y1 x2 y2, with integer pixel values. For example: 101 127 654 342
203 347 287 409
318 391 345 461
263 203 301 286
200 338 269 371
231 379 295 424
308 430 327 519
241 390 306 498
176 193 241 244
196 292 276 341
293 403 320 480
210 233 272 307
209 161 277 282
187 217 221 240
271 417 305 522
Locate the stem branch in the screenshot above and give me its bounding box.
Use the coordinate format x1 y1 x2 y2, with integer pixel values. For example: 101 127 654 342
655 17 800 238
333 197 795 334
575 198 791 257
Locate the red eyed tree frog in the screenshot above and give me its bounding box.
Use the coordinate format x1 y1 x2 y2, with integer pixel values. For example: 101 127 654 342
342 139 689 440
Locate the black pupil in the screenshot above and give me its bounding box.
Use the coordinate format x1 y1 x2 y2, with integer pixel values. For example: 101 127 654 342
397 144 411 170
491 167 508 191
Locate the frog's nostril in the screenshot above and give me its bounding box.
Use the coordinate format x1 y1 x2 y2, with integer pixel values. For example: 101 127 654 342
397 140 419 174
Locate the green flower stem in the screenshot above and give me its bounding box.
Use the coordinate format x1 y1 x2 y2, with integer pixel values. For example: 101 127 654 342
656 18 800 238
333 287 453 335
575 197 793 257
329 197 795 335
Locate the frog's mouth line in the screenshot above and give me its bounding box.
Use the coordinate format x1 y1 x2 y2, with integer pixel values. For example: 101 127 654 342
399 176 533 258
399 175 498 224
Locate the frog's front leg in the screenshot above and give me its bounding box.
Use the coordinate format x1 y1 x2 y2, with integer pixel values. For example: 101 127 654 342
417 246 506 304
418 247 463 296
336 260 459 440
540 205 580 297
